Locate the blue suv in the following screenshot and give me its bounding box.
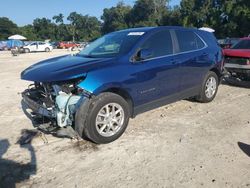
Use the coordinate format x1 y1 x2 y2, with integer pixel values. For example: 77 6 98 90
21 26 223 144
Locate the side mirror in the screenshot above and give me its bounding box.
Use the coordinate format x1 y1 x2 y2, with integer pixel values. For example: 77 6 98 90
136 49 153 61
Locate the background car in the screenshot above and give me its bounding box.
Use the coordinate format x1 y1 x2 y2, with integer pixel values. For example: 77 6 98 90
50 41 59 49
0 41 8 51
23 42 53 53
219 38 240 49
224 37 250 81
58 41 80 49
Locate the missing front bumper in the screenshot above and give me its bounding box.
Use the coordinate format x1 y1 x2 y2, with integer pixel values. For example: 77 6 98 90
22 90 56 118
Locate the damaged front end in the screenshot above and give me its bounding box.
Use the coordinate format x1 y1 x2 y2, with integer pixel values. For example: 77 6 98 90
22 78 91 135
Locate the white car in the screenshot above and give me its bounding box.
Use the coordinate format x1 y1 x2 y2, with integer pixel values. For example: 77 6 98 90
23 42 53 53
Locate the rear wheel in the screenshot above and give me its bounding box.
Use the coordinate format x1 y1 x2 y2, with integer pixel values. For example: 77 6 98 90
196 71 218 103
75 92 130 144
45 47 50 52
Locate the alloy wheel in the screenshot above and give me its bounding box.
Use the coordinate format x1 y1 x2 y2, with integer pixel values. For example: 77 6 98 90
205 76 217 98
95 103 125 137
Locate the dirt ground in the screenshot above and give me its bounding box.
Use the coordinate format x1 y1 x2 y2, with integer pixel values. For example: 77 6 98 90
0 50 249 188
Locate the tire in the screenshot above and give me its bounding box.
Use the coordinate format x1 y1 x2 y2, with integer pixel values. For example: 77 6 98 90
196 71 219 103
45 47 50 52
24 48 30 53
75 92 130 144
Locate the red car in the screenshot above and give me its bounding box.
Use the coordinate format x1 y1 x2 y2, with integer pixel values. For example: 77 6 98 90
58 41 80 49
223 37 250 81
219 38 240 49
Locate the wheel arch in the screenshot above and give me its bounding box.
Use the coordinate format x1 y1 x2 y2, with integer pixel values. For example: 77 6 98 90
24 48 30 52
210 67 222 81
102 87 134 118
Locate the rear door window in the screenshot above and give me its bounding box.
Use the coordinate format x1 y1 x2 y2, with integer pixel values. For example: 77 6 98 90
175 30 205 52
140 30 173 58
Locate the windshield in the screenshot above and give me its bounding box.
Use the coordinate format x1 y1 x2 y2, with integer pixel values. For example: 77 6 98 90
231 39 250 49
78 31 144 58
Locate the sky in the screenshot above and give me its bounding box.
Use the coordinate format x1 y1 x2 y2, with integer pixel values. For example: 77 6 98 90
0 0 181 26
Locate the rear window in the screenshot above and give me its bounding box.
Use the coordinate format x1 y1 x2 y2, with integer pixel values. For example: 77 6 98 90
175 30 205 52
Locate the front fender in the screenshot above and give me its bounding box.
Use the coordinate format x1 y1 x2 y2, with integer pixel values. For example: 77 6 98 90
77 70 128 95
78 78 123 95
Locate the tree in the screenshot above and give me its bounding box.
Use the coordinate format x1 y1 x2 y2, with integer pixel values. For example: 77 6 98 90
52 13 69 41
129 0 169 27
67 12 101 41
0 17 18 40
33 18 57 40
67 12 82 41
179 0 250 38
217 0 250 37
53 13 64 24
101 2 132 33
19 25 37 40
161 6 182 26
1 0 249 42
82 16 101 41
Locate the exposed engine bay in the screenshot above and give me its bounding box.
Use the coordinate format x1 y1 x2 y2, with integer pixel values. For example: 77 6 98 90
22 78 90 132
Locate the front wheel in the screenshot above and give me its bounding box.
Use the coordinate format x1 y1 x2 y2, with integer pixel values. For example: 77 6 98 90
196 71 219 103
75 92 130 144
24 48 30 53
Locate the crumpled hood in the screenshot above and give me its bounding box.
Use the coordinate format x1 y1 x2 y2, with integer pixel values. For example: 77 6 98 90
21 54 113 82
223 49 250 58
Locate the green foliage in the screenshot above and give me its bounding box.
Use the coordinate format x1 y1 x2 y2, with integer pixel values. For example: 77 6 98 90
130 0 169 26
53 13 64 24
33 18 57 40
161 6 182 26
0 0 249 41
101 2 131 33
67 12 101 41
178 0 250 38
19 25 38 40
0 17 18 40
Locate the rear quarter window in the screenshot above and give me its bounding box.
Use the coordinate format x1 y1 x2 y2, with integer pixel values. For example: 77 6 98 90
175 30 205 53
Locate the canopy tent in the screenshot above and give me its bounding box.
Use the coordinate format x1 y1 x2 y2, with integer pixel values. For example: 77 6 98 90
8 34 27 40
